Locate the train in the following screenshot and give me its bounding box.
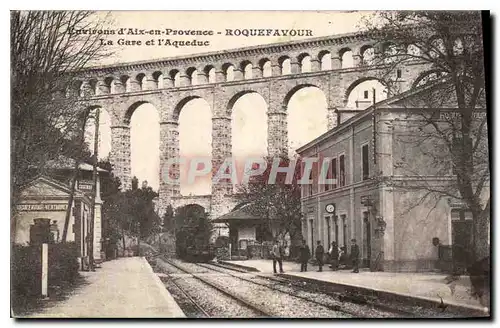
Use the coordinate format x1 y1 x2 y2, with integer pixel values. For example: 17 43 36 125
184 244 216 263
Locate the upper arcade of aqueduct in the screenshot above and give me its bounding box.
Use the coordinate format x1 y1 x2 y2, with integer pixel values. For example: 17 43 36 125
69 31 431 126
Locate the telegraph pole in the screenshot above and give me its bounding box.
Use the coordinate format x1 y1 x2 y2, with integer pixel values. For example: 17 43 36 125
372 88 377 164
89 108 100 271
62 112 89 242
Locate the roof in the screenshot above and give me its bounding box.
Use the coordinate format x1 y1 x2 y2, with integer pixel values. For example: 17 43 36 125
18 175 90 203
45 155 108 173
296 79 458 154
212 203 263 223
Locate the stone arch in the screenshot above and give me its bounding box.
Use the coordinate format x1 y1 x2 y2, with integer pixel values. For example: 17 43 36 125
381 42 400 64
226 90 264 115
120 75 130 92
174 203 208 219
259 58 272 77
136 73 146 90
318 50 331 70
186 67 198 85
283 83 321 108
407 43 422 57
222 63 235 82
228 90 268 178
360 44 375 65
68 80 83 97
339 47 354 68
124 100 161 124
169 69 181 87
173 95 205 121
278 56 291 75
297 53 311 73
104 77 114 94
285 84 329 157
88 79 98 96
411 69 448 89
344 77 388 108
428 36 446 59
204 65 216 83
152 71 163 89
240 60 253 79
453 37 464 55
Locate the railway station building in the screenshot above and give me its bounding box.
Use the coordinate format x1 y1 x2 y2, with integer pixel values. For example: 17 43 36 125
296 82 489 272
13 156 107 266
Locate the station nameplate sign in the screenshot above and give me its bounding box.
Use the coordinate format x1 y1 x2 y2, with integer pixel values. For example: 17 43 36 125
16 204 68 212
78 180 94 191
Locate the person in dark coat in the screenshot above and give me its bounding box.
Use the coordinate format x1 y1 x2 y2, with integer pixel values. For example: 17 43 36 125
299 239 310 272
329 241 339 271
315 241 325 272
271 240 284 274
350 239 360 273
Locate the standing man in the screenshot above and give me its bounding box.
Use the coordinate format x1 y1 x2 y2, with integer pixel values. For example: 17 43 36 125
350 239 360 273
299 239 311 272
271 240 284 274
329 241 339 271
315 241 325 272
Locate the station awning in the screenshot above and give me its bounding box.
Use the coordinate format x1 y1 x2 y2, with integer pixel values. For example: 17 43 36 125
212 203 263 223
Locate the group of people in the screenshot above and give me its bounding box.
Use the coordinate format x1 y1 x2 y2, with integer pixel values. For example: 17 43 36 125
270 238 360 274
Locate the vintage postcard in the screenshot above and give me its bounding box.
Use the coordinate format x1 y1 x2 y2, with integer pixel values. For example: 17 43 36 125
11 10 490 318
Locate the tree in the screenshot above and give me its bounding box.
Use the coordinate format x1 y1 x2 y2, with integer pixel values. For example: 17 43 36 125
162 205 175 233
361 11 489 261
11 11 113 240
235 156 303 244
174 204 213 259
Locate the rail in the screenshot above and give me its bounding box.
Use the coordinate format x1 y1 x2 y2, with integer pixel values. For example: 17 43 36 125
161 258 273 317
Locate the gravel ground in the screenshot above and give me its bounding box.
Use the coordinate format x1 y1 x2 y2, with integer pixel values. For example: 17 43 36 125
169 259 348 317
168 276 263 318
154 258 264 318
200 272 348 318
159 276 208 318
204 263 461 318
158 259 459 318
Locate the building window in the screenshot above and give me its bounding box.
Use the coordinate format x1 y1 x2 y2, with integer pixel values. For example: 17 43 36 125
451 208 473 250
332 158 337 189
325 159 334 191
308 168 313 196
364 90 369 99
339 154 346 187
397 69 402 78
341 215 347 247
362 144 369 180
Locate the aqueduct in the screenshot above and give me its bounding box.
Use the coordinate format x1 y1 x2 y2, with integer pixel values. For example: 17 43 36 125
71 32 433 222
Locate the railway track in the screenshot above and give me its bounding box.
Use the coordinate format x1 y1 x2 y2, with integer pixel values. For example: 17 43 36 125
193 261 417 318
157 258 272 317
158 272 211 317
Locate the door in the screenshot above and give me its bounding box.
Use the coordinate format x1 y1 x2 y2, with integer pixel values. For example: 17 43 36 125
451 209 473 272
229 225 238 253
364 213 371 268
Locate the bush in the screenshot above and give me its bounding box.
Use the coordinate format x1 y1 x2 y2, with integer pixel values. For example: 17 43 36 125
11 243 79 301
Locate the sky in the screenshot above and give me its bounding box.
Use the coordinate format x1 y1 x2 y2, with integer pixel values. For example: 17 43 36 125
83 11 378 193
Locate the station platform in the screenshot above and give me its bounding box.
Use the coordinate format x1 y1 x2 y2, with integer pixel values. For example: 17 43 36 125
220 259 489 315
27 257 185 318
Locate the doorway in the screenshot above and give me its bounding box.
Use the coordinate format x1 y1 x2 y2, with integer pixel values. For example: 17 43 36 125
363 211 371 268
229 225 239 253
